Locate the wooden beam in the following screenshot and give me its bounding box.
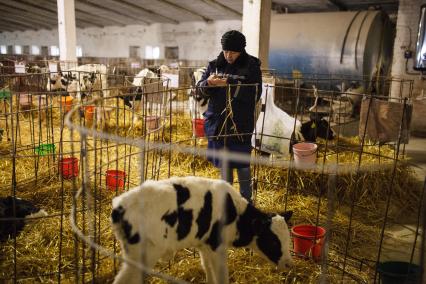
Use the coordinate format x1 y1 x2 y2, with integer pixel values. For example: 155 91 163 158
0 5 57 26
16 0 97 29
115 0 179 24
73 13 106 28
0 6 56 29
328 0 348 11
1 17 39 30
0 14 52 30
0 0 57 19
74 6 130 27
21 0 105 28
199 0 242 17
156 0 213 22
0 23 24 32
78 0 150 25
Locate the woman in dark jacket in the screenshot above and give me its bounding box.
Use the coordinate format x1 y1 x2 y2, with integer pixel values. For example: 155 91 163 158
197 30 262 202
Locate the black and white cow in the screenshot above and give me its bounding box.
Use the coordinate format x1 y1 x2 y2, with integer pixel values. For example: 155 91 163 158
111 176 293 284
0 196 47 241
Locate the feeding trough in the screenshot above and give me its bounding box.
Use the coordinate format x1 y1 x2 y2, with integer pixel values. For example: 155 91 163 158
34 143 56 156
59 157 79 179
106 170 126 191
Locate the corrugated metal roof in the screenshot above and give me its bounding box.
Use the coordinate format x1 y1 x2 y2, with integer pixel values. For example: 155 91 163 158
0 0 398 33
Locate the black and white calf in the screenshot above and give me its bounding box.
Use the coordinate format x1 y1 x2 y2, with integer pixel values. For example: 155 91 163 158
111 176 293 284
46 64 108 100
118 69 155 109
189 67 208 119
0 196 47 241
300 113 335 143
118 85 144 109
46 71 72 93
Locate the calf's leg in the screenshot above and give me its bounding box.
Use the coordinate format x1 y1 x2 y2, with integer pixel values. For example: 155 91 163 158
113 242 164 284
207 247 229 284
199 248 216 284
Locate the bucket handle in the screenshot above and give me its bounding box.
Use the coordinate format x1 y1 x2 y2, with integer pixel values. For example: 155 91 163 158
304 238 322 258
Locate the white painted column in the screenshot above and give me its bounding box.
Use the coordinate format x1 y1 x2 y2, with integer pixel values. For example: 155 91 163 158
57 0 77 64
242 0 272 69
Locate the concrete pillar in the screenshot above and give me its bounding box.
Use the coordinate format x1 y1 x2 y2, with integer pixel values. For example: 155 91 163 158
242 0 272 69
57 0 77 64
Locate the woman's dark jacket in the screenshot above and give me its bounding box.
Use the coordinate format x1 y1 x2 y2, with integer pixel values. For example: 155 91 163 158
197 51 262 146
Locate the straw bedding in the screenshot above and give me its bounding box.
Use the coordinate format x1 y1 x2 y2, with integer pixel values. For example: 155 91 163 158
0 102 422 283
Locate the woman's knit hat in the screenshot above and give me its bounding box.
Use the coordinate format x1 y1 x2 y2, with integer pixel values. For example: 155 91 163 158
221 30 246 52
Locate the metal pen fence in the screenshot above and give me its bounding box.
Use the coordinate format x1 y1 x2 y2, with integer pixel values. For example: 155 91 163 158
0 69 424 284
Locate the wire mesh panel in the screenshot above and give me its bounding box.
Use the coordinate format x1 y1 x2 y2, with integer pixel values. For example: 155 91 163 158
0 70 424 284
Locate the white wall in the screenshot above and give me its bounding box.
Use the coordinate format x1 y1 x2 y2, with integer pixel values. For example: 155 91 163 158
0 20 241 61
0 29 59 46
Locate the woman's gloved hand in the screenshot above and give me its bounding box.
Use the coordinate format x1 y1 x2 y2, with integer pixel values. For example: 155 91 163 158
207 74 227 86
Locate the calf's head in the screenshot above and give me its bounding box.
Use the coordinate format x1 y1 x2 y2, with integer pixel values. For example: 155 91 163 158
47 72 69 91
252 210 294 269
301 115 335 142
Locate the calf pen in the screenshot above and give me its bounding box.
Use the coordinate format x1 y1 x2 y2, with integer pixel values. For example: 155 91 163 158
0 72 424 283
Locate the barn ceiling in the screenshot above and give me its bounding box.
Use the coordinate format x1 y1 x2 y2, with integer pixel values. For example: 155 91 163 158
0 0 399 33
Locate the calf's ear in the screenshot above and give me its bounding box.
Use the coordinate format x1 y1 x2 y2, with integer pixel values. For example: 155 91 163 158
278 210 293 222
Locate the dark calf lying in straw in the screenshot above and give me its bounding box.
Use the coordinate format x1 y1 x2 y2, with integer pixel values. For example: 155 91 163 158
0 196 47 241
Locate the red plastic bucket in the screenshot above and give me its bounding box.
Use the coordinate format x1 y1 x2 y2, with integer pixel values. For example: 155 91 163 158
192 118 205 137
61 96 73 112
292 142 317 168
84 105 95 121
59 157 79 179
291 224 326 260
106 170 126 191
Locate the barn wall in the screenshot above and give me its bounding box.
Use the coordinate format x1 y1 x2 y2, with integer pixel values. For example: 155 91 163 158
0 20 241 61
391 0 426 135
391 0 426 97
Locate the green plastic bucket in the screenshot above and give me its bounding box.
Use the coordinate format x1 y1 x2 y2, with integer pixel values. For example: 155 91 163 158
0 88 11 100
35 143 56 156
377 261 420 284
